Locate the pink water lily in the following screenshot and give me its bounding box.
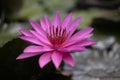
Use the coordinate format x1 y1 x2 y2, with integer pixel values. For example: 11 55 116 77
16 11 96 69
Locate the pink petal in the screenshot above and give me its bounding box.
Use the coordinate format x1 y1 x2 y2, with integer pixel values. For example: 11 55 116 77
63 38 85 48
20 36 42 45
64 39 96 48
53 11 61 27
62 13 72 28
45 15 51 28
52 51 62 69
24 45 52 53
30 30 51 46
16 52 41 60
71 28 94 40
84 34 93 38
63 28 94 47
39 52 52 68
29 20 45 35
79 40 96 46
68 17 82 35
63 46 86 52
40 18 46 31
19 29 33 36
63 52 75 67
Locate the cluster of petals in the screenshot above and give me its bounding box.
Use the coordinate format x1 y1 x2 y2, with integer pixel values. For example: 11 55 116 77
16 11 96 69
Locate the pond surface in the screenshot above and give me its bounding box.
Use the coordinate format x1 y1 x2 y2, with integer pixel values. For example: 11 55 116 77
0 35 120 80
0 15 120 80
64 36 120 80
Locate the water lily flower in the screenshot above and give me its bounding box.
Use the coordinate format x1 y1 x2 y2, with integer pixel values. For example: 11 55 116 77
16 11 96 69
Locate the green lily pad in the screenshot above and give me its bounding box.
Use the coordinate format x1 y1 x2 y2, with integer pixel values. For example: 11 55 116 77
0 22 29 47
8 0 74 20
73 8 120 29
0 38 60 80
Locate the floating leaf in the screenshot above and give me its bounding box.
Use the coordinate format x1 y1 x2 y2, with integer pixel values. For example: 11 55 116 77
0 22 29 47
73 8 120 29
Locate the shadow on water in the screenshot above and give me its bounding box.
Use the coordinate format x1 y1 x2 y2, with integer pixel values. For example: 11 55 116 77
91 18 120 42
0 38 72 80
74 0 120 10
92 18 120 34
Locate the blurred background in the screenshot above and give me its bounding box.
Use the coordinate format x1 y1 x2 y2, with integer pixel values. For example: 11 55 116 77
0 0 120 80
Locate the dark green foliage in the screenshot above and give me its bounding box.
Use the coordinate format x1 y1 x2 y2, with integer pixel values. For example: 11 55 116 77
0 38 60 80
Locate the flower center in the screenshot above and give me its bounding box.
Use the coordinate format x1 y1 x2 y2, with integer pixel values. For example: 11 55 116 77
47 26 68 49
